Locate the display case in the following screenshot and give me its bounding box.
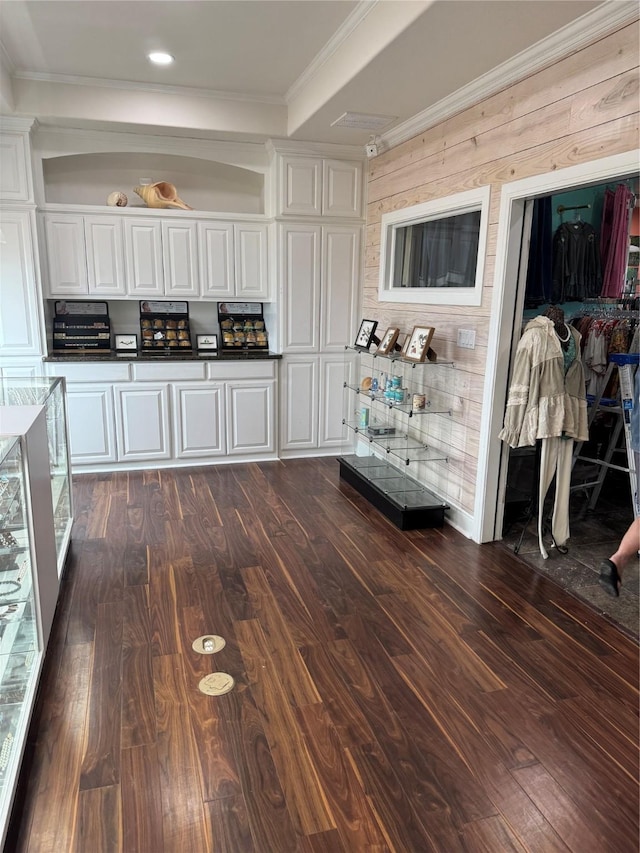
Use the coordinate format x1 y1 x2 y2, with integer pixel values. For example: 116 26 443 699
0 406 62 847
339 346 452 529
0 377 72 577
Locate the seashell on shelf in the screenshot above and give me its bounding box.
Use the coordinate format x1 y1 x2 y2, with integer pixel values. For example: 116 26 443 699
107 191 128 207
133 181 192 210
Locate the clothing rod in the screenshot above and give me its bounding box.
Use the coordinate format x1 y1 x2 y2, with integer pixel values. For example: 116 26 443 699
557 204 591 214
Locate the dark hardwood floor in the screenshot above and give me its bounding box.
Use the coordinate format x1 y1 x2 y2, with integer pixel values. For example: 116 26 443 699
10 458 640 852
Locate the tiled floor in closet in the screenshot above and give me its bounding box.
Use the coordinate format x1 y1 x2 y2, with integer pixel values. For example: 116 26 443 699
500 462 639 640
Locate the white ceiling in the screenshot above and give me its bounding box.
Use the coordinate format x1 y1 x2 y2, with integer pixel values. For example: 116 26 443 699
0 0 634 148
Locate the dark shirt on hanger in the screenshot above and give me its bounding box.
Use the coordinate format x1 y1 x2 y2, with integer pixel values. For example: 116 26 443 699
552 220 602 302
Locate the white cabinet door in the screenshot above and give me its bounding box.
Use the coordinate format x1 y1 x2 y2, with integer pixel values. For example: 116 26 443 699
198 221 234 299
318 355 347 448
320 225 360 351
234 223 269 300
0 210 44 357
115 384 171 461
279 156 322 216
123 218 164 297
84 216 126 296
65 384 117 465
280 356 318 451
226 381 274 455
0 132 32 202
323 160 363 218
172 383 225 458
44 214 88 296
280 223 321 352
162 220 199 298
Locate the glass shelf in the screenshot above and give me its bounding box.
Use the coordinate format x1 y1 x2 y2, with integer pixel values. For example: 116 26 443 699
340 345 453 528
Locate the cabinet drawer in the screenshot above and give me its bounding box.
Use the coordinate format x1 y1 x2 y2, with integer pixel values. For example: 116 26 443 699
208 360 276 381
46 362 131 382
132 362 206 381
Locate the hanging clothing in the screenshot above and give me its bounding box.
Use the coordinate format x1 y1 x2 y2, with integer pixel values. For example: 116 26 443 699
525 197 553 305
537 436 574 558
551 220 602 302
499 316 588 448
600 184 634 298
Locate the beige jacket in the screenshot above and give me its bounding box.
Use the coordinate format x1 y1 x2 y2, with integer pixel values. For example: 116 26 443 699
499 316 588 448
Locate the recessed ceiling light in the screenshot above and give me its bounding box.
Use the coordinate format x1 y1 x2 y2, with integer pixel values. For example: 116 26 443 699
147 52 174 66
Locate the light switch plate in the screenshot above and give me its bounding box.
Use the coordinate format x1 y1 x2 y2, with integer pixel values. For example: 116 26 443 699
457 328 476 349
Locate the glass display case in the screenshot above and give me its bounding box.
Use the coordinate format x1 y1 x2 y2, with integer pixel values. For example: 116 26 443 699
339 346 453 528
0 406 62 847
0 377 72 576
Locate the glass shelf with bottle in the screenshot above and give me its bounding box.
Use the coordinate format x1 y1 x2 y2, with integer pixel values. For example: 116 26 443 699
340 345 454 528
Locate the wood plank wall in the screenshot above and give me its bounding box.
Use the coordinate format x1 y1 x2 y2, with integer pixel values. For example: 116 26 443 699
362 22 640 516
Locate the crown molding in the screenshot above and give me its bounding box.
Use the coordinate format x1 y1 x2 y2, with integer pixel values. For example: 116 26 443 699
0 115 37 133
13 71 286 106
286 0 378 103
382 1 639 152
265 137 365 160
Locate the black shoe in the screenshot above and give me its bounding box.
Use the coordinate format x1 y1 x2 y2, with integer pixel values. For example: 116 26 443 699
598 558 620 597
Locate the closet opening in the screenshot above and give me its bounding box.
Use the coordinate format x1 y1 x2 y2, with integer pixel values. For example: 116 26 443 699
496 171 639 636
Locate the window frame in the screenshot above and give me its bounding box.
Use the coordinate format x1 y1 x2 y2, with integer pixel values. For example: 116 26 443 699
378 186 491 306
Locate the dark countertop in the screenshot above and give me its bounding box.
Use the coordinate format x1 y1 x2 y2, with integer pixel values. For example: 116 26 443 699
45 350 282 362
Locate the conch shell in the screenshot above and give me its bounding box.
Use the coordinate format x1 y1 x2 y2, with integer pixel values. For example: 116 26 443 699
134 181 192 210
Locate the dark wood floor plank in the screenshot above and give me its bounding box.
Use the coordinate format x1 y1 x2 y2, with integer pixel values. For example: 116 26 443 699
228 690 300 852
15 642 91 853
296 701 393 852
235 618 335 836
75 784 122 853
149 545 180 656
121 642 156 749
205 793 256 853
153 653 212 853
12 461 640 852
241 565 321 707
121 743 165 853
79 600 123 790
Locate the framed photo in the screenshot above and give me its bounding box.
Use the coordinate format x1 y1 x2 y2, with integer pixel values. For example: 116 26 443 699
114 333 138 352
376 327 400 355
354 319 378 350
403 326 435 363
196 333 218 351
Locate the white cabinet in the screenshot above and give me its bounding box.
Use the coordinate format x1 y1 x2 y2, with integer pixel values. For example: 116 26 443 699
0 131 33 202
278 155 362 219
198 220 269 300
161 220 199 297
226 380 275 455
235 222 269 299
280 223 360 353
65 384 117 465
280 353 345 454
44 213 87 296
0 209 44 357
122 218 164 297
172 383 225 458
115 384 172 462
198 221 234 299
84 216 126 296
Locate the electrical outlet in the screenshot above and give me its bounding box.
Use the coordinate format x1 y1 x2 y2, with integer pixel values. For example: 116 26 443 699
457 329 476 349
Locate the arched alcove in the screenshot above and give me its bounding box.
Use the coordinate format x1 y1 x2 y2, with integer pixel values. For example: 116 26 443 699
42 151 265 213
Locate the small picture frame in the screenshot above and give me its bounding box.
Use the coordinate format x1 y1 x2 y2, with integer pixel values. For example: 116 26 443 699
196 334 218 351
354 319 379 350
114 333 138 352
376 327 400 355
403 326 435 363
